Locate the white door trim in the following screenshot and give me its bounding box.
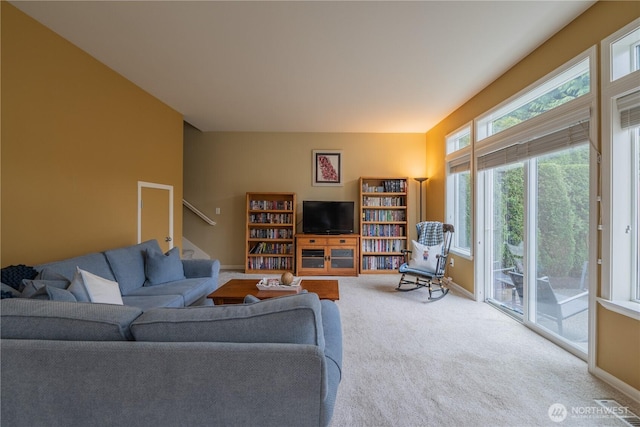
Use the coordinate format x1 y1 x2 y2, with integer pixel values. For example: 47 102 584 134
137 181 174 249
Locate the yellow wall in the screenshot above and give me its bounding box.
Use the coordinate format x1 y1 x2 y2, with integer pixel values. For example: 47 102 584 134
425 0 640 393
1 3 184 266
183 127 426 267
598 305 640 390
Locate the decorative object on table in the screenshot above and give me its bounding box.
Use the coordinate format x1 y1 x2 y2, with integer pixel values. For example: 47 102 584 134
281 271 294 285
312 149 343 186
256 277 301 291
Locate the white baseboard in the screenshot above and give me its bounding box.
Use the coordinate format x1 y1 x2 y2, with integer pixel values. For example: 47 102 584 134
443 277 474 300
221 265 245 271
591 366 640 406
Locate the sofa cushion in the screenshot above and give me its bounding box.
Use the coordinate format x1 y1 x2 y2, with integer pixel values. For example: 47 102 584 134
121 294 184 311
104 240 161 295
131 292 325 348
128 277 215 306
30 286 77 302
144 246 185 285
36 252 115 283
0 299 142 341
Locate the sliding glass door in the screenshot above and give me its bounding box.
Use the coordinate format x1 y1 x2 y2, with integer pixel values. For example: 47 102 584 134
481 144 590 356
531 146 589 352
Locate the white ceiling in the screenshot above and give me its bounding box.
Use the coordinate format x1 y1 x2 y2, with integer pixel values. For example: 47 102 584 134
11 0 596 133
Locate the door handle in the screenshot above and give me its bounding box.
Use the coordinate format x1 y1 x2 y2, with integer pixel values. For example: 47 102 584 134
165 237 173 242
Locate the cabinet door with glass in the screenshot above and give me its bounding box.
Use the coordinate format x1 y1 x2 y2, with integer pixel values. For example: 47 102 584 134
296 235 358 276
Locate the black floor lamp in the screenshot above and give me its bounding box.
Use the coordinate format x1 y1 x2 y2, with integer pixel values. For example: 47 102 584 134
414 177 428 222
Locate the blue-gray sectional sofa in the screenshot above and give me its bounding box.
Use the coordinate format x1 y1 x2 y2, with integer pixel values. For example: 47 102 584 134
24 239 221 310
0 240 343 427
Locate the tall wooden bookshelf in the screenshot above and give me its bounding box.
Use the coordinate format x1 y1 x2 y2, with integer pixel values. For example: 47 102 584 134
245 192 296 274
359 177 408 274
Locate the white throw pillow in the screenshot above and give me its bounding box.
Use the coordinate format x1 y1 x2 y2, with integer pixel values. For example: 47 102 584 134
76 267 123 305
409 240 443 273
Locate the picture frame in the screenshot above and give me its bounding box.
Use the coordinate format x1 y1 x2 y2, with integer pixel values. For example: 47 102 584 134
312 150 343 186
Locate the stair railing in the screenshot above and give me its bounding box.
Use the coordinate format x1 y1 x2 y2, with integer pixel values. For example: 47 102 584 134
183 199 216 226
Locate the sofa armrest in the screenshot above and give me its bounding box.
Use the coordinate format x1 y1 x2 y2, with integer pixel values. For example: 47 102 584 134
182 258 220 279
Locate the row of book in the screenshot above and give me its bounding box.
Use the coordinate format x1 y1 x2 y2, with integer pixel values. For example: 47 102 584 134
249 200 294 211
361 224 405 237
248 213 293 224
362 180 407 193
361 196 406 207
361 255 405 270
248 242 293 254
249 228 293 239
362 209 406 222
247 257 293 270
361 239 406 253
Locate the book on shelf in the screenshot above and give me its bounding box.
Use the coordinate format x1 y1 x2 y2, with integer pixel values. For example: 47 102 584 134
361 238 405 253
361 196 406 207
247 257 293 271
362 255 405 270
361 224 405 237
249 242 293 255
362 179 407 193
249 200 294 210
248 213 293 224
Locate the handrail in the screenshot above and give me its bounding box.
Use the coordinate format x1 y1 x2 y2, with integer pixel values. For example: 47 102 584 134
183 199 216 226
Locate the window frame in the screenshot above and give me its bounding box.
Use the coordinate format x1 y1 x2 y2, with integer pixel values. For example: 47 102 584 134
600 17 640 319
445 124 473 259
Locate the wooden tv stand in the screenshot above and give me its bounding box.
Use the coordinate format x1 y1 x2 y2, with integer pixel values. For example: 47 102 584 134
295 234 359 276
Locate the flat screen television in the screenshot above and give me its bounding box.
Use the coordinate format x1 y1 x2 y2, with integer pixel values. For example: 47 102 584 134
302 201 355 234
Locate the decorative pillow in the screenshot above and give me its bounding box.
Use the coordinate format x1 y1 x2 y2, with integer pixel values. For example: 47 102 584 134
21 279 70 298
144 247 185 286
409 240 443 273
1 283 20 299
69 267 123 305
30 285 77 302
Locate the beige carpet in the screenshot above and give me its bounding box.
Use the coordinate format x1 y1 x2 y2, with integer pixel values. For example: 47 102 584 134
218 271 639 427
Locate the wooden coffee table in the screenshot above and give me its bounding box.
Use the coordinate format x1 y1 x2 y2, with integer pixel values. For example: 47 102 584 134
207 279 339 305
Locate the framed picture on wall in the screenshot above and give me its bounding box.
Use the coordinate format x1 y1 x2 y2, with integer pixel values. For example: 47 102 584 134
312 150 343 186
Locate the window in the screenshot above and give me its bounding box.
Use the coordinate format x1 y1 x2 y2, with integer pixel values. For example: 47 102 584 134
447 127 470 154
610 24 640 81
477 57 590 141
446 125 472 257
601 18 640 315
